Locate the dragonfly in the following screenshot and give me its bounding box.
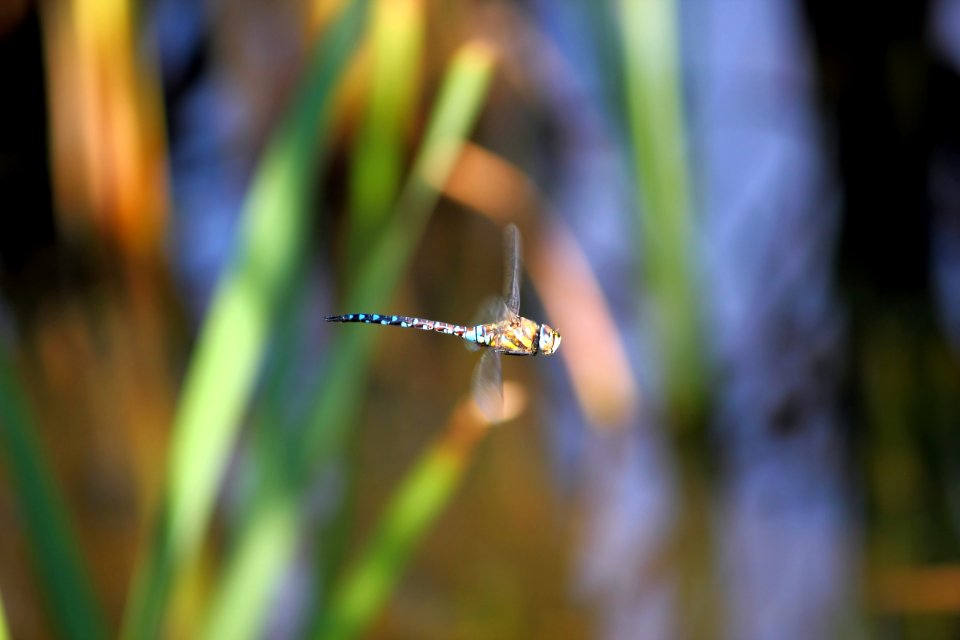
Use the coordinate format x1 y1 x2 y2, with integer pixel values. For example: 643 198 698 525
326 224 561 419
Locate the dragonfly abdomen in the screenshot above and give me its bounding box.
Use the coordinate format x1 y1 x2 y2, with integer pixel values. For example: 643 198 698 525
325 313 471 338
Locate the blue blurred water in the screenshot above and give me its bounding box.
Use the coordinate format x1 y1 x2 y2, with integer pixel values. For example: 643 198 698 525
689 1 852 633
531 0 853 638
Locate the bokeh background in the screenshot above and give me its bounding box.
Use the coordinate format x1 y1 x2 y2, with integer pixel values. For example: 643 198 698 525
2 0 960 638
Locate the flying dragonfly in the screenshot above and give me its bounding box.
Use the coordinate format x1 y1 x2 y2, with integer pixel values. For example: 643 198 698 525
325 224 561 419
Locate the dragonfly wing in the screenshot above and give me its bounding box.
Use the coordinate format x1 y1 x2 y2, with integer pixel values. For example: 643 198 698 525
473 296 511 324
460 297 500 352
471 349 503 422
503 224 521 317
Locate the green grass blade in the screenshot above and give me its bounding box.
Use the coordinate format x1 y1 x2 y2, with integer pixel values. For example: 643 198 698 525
618 0 703 419
0 351 107 640
0 589 9 640
120 3 371 638
618 3 719 636
341 42 497 306
198 43 496 640
349 0 424 262
315 409 483 640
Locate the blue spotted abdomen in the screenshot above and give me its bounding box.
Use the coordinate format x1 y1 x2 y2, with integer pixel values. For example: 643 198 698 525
325 313 471 339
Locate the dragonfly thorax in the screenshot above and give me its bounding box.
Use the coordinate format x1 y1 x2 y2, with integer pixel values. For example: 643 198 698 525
467 317 561 356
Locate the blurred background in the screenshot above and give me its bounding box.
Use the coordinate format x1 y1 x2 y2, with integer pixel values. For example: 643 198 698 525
1 0 960 638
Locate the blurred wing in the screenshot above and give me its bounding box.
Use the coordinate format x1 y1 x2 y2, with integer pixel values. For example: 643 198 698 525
473 296 511 325
503 224 521 317
471 349 503 422
465 297 509 352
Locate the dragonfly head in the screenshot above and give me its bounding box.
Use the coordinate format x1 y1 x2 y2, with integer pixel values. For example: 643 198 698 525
537 323 562 355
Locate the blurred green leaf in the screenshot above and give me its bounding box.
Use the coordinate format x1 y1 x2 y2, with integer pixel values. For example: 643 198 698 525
0 351 107 640
120 2 371 638
0 590 8 640
349 0 424 263
618 3 717 636
316 421 474 640
199 42 496 640
618 0 703 420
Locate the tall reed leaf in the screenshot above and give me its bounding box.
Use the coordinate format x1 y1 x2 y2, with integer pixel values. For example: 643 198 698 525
618 0 702 419
0 589 9 640
121 2 370 638
618 3 718 636
315 385 523 640
349 0 424 261
0 351 107 640
199 42 496 640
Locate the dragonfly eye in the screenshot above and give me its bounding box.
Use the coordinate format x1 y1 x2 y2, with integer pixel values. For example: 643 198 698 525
538 323 561 355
